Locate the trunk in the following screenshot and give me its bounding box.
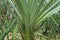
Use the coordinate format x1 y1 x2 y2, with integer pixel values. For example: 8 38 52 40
22 34 35 40
19 26 35 40
21 32 35 40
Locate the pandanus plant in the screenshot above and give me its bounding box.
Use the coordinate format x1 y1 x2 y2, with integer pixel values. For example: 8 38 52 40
0 0 60 40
